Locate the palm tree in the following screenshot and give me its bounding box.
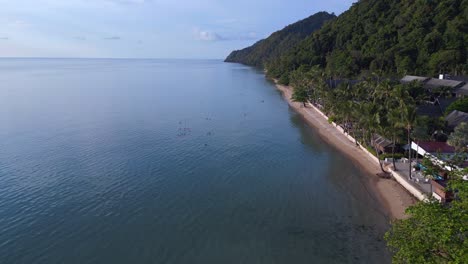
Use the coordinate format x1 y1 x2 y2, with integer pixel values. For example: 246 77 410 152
387 109 405 170
401 104 417 179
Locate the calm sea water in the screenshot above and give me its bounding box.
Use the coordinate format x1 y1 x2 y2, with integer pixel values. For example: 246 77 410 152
0 59 390 264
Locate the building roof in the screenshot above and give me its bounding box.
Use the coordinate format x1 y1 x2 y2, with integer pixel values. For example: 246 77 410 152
372 134 394 150
454 83 468 96
415 141 456 153
416 97 456 117
447 75 468 82
424 78 464 89
401 75 430 83
439 97 457 113
417 103 442 117
445 110 468 129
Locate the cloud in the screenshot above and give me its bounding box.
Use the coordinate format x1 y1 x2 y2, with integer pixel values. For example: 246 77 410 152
104 36 121 40
193 28 224 41
74 36 86 40
0 37 9 40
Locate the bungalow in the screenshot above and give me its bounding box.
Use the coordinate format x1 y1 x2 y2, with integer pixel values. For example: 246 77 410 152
431 179 453 203
416 97 457 117
423 78 464 92
411 141 456 166
400 75 466 97
411 141 458 202
400 75 430 84
454 83 468 98
371 134 396 154
445 110 468 131
400 75 462 117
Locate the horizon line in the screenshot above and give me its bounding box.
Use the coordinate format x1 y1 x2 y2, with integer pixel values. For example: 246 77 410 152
0 56 225 60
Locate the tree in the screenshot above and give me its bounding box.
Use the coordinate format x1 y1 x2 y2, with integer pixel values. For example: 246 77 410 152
385 168 468 264
261 0 467 81
447 122 468 152
291 86 309 107
445 98 468 115
387 108 405 170
402 104 417 179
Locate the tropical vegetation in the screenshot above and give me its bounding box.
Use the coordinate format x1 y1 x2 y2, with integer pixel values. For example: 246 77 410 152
445 98 468 114
268 0 467 83
225 12 335 67
225 0 468 262
226 0 467 83
286 66 468 263
385 168 468 264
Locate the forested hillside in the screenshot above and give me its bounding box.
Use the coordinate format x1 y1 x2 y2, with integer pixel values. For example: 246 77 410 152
227 0 467 83
268 0 467 82
224 12 336 67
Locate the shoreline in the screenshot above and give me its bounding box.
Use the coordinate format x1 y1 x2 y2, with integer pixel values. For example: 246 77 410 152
274 82 416 220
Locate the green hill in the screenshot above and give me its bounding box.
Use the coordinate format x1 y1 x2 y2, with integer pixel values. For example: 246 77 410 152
268 0 468 82
224 12 336 67
227 0 468 83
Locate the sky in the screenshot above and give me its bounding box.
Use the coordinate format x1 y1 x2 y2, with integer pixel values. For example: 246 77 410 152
0 0 356 59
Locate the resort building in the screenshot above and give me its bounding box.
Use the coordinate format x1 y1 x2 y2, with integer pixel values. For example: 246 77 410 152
400 75 429 84
431 178 453 203
410 141 463 202
371 134 396 154
454 83 468 98
423 78 464 92
400 75 466 96
445 110 468 131
411 141 456 168
416 97 456 117
400 75 466 117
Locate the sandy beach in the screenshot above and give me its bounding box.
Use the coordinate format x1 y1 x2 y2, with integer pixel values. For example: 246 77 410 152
274 82 416 220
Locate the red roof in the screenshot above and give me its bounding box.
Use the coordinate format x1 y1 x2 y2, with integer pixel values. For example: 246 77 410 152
416 141 456 153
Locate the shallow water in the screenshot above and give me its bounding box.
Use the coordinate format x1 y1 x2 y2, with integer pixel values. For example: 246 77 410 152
0 58 390 263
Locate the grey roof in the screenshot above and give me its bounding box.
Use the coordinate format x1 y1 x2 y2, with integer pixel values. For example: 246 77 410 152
454 83 468 96
445 110 468 129
416 97 456 117
417 102 443 117
438 97 457 113
401 75 430 83
447 75 468 82
372 134 394 148
424 78 464 89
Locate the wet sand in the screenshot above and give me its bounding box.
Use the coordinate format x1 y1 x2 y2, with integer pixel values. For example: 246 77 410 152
274 82 416 220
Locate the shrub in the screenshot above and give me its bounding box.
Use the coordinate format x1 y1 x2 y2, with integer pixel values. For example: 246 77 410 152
445 97 468 115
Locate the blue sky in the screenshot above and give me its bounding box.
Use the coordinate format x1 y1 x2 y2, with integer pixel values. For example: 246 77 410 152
0 0 356 59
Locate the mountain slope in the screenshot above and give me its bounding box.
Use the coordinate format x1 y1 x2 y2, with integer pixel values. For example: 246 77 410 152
267 0 468 82
224 12 336 67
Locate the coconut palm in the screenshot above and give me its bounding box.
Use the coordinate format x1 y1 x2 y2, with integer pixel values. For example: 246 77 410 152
401 104 417 179
387 108 405 170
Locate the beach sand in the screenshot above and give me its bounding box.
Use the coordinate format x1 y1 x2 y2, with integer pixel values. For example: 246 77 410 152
274 82 416 220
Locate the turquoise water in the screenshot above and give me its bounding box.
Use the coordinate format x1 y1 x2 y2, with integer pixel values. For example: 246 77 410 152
0 59 390 263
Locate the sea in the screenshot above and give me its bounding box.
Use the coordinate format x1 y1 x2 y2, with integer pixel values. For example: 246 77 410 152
0 58 390 263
